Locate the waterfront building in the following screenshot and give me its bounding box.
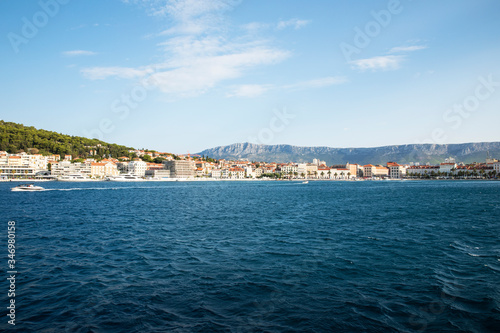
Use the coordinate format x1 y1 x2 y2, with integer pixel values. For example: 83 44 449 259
297 163 318 178
387 162 406 179
51 161 92 176
494 162 500 174
228 167 245 179
91 162 106 178
439 162 457 175
318 166 331 179
281 163 298 176
89 162 119 178
211 169 222 178
163 160 195 178
254 167 263 178
363 164 389 178
145 169 171 179
244 166 255 178
406 165 439 177
196 167 205 177
0 154 38 179
363 164 375 178
128 160 148 177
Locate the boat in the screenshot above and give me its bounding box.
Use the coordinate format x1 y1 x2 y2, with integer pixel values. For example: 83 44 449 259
302 181 309 184
106 174 143 181
58 174 93 181
11 183 45 191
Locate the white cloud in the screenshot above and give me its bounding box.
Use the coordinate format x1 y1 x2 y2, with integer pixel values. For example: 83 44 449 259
152 0 239 35
277 18 310 30
81 66 154 80
227 84 272 98
227 76 346 98
149 47 289 96
62 50 97 56
389 45 427 53
241 21 270 33
350 55 404 71
82 0 295 97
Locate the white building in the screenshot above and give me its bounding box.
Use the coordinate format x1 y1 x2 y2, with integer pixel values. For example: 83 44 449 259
493 162 500 174
128 160 148 177
211 169 222 178
281 164 298 175
0 152 51 179
244 166 255 178
50 161 92 176
406 165 439 177
228 167 245 179
439 162 457 174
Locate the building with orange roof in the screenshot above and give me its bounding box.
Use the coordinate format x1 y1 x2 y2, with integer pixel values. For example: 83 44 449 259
387 162 406 179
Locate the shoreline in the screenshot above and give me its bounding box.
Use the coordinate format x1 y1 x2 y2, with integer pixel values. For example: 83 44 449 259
1 178 498 183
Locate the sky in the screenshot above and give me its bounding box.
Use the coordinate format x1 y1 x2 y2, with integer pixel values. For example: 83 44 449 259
1 0 500 154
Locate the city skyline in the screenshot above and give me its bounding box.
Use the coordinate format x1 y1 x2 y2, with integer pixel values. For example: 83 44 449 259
2 0 500 154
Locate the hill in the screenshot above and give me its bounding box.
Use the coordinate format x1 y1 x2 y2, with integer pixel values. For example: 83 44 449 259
0 120 133 158
197 142 500 165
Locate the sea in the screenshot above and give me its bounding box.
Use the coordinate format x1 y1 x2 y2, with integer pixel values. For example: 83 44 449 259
1 180 499 332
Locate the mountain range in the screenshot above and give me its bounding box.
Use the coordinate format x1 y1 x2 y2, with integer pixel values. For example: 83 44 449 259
197 142 500 165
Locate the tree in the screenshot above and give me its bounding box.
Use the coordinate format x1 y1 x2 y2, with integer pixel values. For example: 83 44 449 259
141 154 152 162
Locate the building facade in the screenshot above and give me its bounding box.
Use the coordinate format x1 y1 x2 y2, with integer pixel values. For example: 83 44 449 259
163 160 195 178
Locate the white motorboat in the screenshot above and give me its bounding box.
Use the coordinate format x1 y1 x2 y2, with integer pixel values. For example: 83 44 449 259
58 174 93 181
302 181 309 184
11 183 45 191
106 174 143 181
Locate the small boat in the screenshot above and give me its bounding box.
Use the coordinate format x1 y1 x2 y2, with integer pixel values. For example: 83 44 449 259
11 183 45 192
302 181 309 184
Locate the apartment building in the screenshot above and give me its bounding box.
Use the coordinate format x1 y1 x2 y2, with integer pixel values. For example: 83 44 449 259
163 160 195 178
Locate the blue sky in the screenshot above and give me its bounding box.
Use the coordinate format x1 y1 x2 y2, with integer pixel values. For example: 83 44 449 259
1 0 500 153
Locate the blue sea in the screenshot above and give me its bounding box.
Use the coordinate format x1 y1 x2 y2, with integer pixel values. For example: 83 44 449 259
1 180 499 332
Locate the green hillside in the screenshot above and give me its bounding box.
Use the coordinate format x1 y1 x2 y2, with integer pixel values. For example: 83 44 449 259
0 120 134 159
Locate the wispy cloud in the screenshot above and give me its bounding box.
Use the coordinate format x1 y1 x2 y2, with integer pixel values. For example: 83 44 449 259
349 43 427 72
241 21 271 33
277 18 310 30
350 55 404 71
81 66 154 80
84 0 297 97
63 50 97 56
227 84 272 97
227 76 347 98
389 45 427 53
149 47 289 96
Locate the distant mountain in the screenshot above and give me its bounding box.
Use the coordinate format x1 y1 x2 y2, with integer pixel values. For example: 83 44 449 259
197 142 500 165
